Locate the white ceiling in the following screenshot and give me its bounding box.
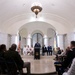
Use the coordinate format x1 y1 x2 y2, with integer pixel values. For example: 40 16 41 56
0 0 75 34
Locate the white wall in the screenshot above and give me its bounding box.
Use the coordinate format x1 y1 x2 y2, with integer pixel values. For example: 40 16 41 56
21 37 26 48
48 38 54 47
0 33 9 49
57 34 64 50
0 33 17 49
57 33 75 50
67 33 75 46
11 35 16 45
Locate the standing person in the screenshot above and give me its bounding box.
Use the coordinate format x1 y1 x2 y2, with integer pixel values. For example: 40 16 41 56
35 42 41 48
42 45 47 56
34 42 41 59
47 45 52 56
4 44 31 75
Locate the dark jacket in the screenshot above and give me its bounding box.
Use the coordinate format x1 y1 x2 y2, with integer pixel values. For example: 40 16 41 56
0 51 4 57
57 50 61 54
42 46 47 52
4 49 24 70
48 46 52 51
62 48 75 69
35 43 41 48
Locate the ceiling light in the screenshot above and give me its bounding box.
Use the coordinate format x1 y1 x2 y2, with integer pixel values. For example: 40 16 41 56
31 2 42 18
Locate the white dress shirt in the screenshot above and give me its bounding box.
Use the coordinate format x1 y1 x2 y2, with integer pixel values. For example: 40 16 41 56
23 47 27 55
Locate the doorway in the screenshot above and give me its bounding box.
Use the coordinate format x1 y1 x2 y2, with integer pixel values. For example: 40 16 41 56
32 33 44 47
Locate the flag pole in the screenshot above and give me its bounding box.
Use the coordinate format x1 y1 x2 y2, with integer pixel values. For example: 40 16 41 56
18 33 21 53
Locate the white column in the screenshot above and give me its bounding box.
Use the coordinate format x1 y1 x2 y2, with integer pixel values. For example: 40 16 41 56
0 33 10 49
67 33 75 46
54 36 57 50
27 34 31 47
43 35 48 47
0 33 18 49
7 34 11 49
21 37 26 48
49 38 54 47
11 35 17 45
57 34 64 50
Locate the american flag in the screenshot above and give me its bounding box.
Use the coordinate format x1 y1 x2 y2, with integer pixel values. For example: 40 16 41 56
18 34 21 52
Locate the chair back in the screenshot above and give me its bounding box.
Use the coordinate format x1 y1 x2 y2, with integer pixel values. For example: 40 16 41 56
0 57 9 74
5 57 18 75
0 57 22 75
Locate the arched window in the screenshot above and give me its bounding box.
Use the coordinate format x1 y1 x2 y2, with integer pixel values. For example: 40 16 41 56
32 33 44 47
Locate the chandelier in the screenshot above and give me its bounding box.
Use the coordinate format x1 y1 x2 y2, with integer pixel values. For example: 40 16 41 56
31 2 42 18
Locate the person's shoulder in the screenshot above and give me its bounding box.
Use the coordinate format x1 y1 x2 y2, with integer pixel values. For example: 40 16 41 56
4 50 10 54
72 48 75 51
14 51 19 54
73 48 75 49
13 51 20 56
9 50 18 55
67 50 72 55
68 50 72 52
35 43 37 44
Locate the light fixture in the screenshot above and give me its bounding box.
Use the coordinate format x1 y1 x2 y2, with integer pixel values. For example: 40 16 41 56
31 2 42 18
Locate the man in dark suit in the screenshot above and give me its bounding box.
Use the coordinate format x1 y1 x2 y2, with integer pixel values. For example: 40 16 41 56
0 44 6 73
47 45 52 56
4 44 30 75
0 44 6 57
62 41 75 69
54 41 75 75
34 42 41 59
42 45 47 56
35 42 41 48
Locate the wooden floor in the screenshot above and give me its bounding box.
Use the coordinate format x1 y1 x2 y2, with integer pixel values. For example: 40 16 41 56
21 55 56 75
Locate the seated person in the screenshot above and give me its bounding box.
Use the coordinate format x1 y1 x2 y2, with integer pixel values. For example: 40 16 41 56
30 46 34 55
23 45 27 55
65 47 71 55
56 47 71 61
26 45 30 55
55 47 62 60
57 47 62 55
54 41 75 75
0 44 7 73
4 44 31 75
63 58 75 75
0 44 6 57
60 47 71 56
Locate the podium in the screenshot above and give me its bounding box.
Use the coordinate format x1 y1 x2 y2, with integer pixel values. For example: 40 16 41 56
34 47 40 59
